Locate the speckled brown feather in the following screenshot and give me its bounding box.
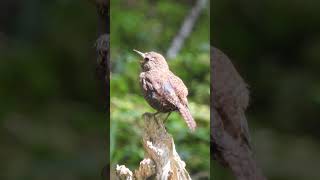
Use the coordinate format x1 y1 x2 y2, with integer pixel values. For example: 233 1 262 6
136 51 196 131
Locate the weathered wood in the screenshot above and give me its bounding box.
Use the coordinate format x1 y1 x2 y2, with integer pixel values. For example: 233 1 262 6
116 113 192 180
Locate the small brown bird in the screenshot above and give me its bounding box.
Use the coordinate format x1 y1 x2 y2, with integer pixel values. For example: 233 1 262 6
134 49 196 131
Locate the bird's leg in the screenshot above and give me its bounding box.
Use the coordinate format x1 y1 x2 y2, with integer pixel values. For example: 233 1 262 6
153 111 160 117
152 111 161 121
163 112 172 124
152 111 162 127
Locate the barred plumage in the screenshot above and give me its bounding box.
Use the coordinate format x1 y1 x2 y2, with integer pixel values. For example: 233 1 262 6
134 50 196 131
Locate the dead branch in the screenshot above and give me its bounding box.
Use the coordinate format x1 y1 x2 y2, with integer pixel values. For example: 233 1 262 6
116 113 192 180
166 0 207 59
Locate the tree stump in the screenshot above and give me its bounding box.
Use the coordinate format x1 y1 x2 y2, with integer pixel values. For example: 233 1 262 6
116 113 192 180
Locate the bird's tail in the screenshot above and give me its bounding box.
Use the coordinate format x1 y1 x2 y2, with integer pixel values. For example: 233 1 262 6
178 104 197 131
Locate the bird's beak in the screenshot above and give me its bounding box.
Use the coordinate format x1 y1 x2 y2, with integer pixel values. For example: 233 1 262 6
133 49 145 58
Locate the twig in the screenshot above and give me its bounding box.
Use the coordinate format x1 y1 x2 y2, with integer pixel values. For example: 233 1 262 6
166 0 207 59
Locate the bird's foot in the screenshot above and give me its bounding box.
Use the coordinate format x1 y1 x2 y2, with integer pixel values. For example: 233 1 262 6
153 111 160 116
163 112 172 124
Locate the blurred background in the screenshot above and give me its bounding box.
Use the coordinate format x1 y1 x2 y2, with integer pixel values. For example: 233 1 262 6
0 1 107 179
110 0 210 179
212 0 320 179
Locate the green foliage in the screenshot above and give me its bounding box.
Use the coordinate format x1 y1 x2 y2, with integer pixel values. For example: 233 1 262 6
110 0 210 176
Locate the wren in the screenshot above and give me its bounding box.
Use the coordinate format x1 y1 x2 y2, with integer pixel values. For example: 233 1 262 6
133 49 196 131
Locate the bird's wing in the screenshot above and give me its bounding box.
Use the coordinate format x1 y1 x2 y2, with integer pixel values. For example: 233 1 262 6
169 71 189 106
161 80 181 106
148 71 196 131
145 71 180 106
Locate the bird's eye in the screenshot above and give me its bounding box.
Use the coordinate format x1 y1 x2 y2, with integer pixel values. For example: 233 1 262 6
144 57 149 61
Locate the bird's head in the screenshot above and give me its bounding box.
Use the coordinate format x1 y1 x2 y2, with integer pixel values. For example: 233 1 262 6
133 49 169 71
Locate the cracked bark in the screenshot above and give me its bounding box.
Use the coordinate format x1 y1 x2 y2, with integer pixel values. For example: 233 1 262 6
116 113 191 180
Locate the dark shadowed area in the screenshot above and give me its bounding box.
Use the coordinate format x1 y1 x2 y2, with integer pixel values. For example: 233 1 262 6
0 1 107 179
212 0 320 179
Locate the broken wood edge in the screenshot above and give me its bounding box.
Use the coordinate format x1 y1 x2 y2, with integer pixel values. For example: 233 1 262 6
115 113 192 180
